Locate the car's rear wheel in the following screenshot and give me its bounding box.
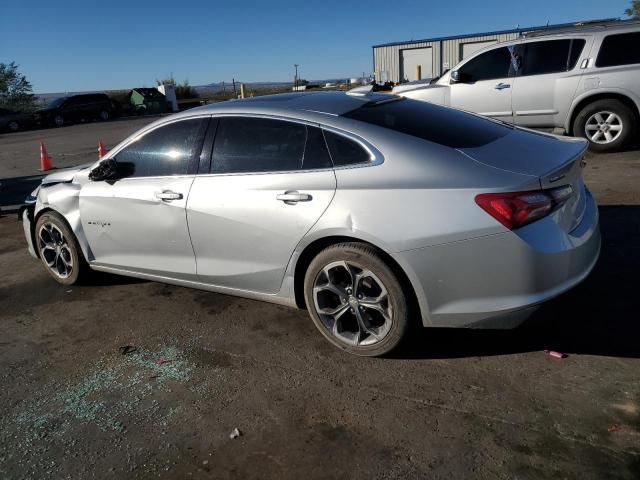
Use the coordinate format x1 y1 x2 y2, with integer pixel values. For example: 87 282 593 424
99 109 110 121
8 120 20 132
35 212 87 285
303 243 409 356
573 99 636 153
53 115 64 127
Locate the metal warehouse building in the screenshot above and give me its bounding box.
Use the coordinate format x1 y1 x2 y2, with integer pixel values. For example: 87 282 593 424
372 20 607 83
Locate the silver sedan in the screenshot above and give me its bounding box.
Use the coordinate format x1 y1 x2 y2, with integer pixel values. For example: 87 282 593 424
22 92 600 356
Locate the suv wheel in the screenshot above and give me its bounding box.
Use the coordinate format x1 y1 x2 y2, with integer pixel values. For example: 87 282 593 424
99 109 110 121
8 120 19 132
35 212 88 285
303 242 409 356
53 115 64 127
573 99 636 153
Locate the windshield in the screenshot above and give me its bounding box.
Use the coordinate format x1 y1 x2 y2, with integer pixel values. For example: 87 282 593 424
46 97 67 109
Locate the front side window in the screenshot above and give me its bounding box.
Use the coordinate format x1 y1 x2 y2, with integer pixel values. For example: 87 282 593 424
211 117 331 173
115 118 204 178
458 47 513 82
596 32 640 68
515 39 585 76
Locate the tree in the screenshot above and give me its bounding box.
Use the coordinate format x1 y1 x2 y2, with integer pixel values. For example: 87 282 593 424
0 62 37 112
625 0 640 19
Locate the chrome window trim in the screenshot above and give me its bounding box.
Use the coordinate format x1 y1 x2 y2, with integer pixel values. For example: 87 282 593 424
194 113 384 177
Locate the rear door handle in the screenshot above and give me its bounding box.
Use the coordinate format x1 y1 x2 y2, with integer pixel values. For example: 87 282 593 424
156 190 183 201
276 191 312 204
495 83 511 90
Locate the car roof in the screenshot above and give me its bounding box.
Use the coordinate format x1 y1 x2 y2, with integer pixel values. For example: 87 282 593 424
184 91 399 117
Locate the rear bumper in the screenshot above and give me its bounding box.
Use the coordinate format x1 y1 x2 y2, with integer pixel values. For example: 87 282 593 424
399 188 601 328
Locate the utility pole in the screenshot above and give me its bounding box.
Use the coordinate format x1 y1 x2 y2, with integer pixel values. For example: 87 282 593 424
294 64 299 91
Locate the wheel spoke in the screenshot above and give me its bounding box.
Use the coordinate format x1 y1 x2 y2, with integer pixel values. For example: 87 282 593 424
318 302 349 317
354 309 381 345
592 130 603 141
608 124 622 131
594 113 604 124
605 113 616 124
585 124 599 131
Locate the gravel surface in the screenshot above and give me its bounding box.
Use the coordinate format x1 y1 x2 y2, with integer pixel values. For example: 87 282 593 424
0 122 639 479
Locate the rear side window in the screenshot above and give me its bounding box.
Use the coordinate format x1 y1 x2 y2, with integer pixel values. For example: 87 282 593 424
517 39 584 76
458 47 513 81
115 118 204 177
211 117 332 173
343 98 511 149
323 131 371 166
596 32 640 67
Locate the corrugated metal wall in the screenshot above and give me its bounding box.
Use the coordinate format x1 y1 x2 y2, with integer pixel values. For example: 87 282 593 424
373 41 440 83
374 32 524 83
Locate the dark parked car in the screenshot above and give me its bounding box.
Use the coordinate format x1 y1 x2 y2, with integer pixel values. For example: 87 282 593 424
0 107 32 132
34 93 115 127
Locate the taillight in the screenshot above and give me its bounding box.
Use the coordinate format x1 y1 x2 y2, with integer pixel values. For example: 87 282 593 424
475 186 573 230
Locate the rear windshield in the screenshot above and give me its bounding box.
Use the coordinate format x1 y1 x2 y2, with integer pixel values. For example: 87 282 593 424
342 98 511 148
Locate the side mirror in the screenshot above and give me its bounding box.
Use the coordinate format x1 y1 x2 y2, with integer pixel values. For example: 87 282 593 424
450 70 461 83
89 158 118 181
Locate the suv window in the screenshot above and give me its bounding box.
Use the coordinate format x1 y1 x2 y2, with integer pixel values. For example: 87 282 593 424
343 98 511 149
115 118 204 178
458 46 513 82
516 39 585 76
596 32 640 67
323 131 371 166
211 117 331 173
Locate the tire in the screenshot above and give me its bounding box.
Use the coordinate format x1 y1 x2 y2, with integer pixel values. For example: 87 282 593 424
8 120 19 132
573 99 636 153
53 115 64 127
99 109 110 121
34 211 88 285
303 242 409 357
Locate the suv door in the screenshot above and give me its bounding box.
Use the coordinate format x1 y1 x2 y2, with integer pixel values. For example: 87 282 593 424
511 37 591 127
449 45 516 121
187 116 337 294
79 117 209 277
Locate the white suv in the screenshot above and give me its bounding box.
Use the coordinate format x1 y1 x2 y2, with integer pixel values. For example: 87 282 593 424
395 21 640 152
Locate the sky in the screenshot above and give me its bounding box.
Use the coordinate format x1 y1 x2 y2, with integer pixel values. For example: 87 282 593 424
0 0 632 93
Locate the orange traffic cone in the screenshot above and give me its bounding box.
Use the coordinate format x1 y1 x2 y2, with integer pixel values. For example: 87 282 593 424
98 140 108 158
39 142 54 171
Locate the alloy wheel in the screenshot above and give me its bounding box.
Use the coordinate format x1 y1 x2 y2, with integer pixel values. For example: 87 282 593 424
312 260 393 347
585 111 623 144
37 223 74 279
8 121 19 131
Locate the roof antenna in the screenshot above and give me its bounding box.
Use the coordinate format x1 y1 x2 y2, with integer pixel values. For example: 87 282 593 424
546 20 550 28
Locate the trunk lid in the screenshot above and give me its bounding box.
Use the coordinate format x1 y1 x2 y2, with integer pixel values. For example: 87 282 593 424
459 127 589 233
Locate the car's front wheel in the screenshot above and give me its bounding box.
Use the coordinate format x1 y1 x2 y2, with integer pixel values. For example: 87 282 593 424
99 109 110 121
8 120 20 132
53 115 64 127
304 243 409 356
34 211 87 285
573 99 636 153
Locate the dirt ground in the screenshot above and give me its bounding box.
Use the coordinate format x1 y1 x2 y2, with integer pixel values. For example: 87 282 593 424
0 120 639 479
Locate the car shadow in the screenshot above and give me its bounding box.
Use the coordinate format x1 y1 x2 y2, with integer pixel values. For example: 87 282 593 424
83 271 147 287
395 205 640 360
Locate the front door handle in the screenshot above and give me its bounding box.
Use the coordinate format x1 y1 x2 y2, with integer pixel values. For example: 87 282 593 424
276 191 312 204
495 83 511 90
156 190 183 201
